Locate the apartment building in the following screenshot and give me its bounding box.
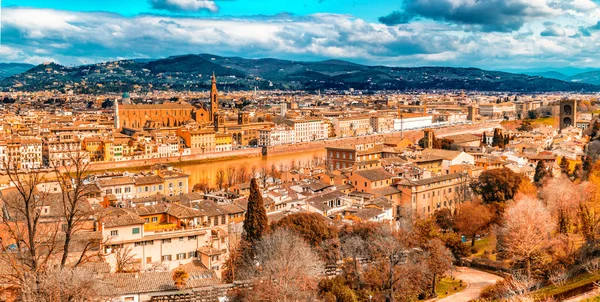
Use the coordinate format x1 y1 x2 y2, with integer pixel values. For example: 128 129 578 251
333 116 372 138
370 115 395 134
479 102 517 120
176 129 216 154
285 119 327 142
258 125 295 147
395 173 469 218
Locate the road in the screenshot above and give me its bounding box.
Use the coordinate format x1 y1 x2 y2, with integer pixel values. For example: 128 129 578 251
436 267 503 302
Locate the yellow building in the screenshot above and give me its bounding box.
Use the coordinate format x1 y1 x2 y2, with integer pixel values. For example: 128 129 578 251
215 133 232 152
176 129 216 154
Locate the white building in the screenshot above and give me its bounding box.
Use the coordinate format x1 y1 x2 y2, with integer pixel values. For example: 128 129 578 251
393 115 433 131
258 125 296 146
286 119 327 143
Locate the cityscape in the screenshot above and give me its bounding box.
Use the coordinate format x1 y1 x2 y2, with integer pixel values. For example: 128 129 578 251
3 1 600 302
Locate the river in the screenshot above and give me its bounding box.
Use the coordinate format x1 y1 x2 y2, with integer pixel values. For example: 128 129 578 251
178 149 326 187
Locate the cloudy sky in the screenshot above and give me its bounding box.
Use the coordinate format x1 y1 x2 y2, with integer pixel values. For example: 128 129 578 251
2 0 600 72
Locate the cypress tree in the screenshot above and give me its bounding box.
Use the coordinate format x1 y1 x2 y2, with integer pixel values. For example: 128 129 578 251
583 156 594 180
533 161 547 186
244 178 268 243
482 132 487 145
559 157 570 175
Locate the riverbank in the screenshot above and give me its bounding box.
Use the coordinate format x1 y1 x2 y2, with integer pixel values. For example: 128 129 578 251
86 121 500 173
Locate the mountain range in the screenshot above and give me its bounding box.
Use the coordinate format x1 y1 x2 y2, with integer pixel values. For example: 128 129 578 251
2 54 600 93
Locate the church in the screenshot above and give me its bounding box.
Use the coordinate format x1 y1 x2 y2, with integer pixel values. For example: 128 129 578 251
114 73 219 130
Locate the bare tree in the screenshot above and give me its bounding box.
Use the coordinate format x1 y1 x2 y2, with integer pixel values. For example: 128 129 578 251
19 266 105 302
540 176 582 234
114 245 138 273
193 178 212 194
341 235 366 289
269 164 279 184
498 196 553 279
216 169 225 191
226 166 237 190
424 239 453 296
50 151 96 268
237 166 249 184
238 229 323 301
259 167 269 189
251 165 257 179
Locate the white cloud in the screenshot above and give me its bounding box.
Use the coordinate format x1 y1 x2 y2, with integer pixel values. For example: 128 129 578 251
3 6 600 69
149 0 218 13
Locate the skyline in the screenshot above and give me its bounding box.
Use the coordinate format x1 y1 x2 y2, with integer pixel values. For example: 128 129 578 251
3 0 600 72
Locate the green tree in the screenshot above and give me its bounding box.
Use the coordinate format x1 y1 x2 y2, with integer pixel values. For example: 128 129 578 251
482 132 488 145
559 157 570 175
583 155 594 180
244 178 268 243
492 128 505 148
533 161 548 186
470 168 523 204
518 121 533 132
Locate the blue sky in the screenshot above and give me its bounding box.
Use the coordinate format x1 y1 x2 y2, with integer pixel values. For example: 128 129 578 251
3 0 600 71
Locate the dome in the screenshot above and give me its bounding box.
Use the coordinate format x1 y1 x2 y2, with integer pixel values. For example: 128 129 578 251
122 92 130 99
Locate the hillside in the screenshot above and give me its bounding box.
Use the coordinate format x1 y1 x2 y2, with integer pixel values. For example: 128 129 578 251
0 63 35 80
1 54 597 93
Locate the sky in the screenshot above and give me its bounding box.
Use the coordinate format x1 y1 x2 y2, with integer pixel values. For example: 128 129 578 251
2 0 600 72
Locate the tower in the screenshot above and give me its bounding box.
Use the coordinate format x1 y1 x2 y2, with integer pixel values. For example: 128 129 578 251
467 105 477 122
210 72 219 123
559 99 577 130
423 129 435 149
114 99 120 130
238 112 250 125
122 92 131 105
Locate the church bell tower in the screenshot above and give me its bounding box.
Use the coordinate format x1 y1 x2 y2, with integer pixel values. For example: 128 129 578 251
210 72 219 123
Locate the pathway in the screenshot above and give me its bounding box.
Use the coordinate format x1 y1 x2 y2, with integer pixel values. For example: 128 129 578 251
436 267 503 302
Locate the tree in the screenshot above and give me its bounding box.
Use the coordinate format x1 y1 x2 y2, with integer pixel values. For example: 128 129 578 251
193 178 212 194
492 128 505 148
433 208 454 232
424 239 453 296
572 163 583 180
583 156 594 180
271 212 338 254
559 157 570 175
226 166 237 189
540 176 582 234
172 269 189 290
238 229 323 301
498 197 553 279
114 245 138 273
455 201 493 246
237 166 249 184
258 167 269 189
518 121 533 132
243 178 268 244
482 132 488 145
470 168 523 204
215 169 225 190
269 164 279 184
533 161 548 186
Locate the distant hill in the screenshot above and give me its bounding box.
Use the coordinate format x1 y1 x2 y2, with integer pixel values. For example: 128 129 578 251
523 71 570 81
1 55 597 93
568 71 600 85
0 63 35 80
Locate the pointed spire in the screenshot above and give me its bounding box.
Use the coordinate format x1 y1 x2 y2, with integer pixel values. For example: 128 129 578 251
212 71 216 83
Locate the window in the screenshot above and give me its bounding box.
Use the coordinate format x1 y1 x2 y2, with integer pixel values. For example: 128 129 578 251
145 240 154 245
110 230 118 236
178 181 183 187
144 186 149 192
188 235 197 240
221 215 226 224
161 255 172 261
432 191 435 197
169 183 174 188
162 238 171 244
152 185 156 192
152 217 158 223
448 187 452 193
132 227 140 235
105 189 112 195
177 253 186 260
189 251 197 258
125 187 131 193
115 188 122 194
179 237 184 242
158 184 163 190
134 242 143 247
144 218 149 223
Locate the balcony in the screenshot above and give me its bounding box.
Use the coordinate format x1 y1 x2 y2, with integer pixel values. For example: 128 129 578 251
144 222 178 232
